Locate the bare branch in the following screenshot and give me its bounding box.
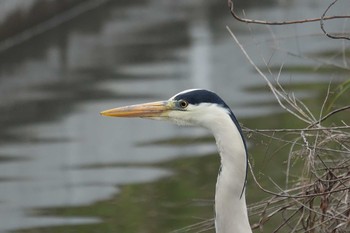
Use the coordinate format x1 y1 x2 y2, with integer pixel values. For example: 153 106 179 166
320 0 350 40
228 0 350 25
228 0 350 40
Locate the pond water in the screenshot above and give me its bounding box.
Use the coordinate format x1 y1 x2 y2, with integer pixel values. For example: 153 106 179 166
0 0 348 232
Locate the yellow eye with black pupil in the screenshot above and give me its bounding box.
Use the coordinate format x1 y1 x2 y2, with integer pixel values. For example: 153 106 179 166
179 100 188 108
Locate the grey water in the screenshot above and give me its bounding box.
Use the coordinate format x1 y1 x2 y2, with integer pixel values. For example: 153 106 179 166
0 0 348 232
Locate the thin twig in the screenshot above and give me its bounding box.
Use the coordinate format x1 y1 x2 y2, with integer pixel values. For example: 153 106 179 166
243 126 350 133
309 105 350 128
226 26 312 124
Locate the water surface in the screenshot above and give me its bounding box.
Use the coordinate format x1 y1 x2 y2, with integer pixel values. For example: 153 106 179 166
0 0 349 232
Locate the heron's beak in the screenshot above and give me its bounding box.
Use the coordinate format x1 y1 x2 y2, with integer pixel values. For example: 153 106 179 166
100 101 175 118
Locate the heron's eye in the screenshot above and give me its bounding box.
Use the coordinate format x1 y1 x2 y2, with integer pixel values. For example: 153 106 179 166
179 100 188 109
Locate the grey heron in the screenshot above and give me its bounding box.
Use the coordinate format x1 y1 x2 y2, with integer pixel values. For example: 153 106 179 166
101 89 252 233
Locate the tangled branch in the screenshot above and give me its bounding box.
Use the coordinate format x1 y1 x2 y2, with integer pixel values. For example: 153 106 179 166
227 27 350 233
228 0 350 40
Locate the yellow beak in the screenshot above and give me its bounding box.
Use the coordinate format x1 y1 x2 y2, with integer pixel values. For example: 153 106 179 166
100 101 175 118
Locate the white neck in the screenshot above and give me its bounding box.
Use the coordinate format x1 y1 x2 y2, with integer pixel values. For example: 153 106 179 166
170 102 252 232
207 111 252 233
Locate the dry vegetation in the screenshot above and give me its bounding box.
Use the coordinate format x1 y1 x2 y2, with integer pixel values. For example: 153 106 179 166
175 1 350 232
226 0 350 231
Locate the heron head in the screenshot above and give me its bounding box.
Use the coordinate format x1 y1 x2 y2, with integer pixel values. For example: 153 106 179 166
100 89 233 129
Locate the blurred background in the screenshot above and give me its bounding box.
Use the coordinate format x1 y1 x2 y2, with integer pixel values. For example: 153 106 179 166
0 0 349 232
